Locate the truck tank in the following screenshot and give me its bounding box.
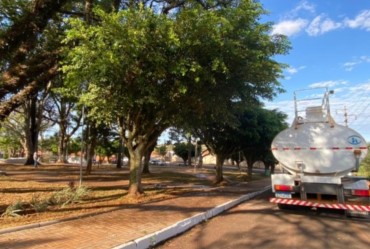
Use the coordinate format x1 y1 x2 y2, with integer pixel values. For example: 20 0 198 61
271 89 368 177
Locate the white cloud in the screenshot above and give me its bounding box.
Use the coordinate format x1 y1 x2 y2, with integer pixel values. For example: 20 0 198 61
286 67 298 74
344 10 370 31
308 80 348 88
360 55 370 62
306 15 342 36
294 0 316 14
274 7 370 39
343 62 359 72
321 18 342 32
286 0 316 18
343 56 370 71
348 82 370 93
285 65 306 76
265 100 295 124
271 19 308 36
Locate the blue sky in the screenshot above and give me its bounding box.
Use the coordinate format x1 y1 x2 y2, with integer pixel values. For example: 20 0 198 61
260 0 370 141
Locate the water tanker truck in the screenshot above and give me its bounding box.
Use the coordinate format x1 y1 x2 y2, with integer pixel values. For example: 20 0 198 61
270 88 369 216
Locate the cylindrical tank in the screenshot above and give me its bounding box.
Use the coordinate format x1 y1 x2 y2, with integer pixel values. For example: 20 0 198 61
271 122 368 176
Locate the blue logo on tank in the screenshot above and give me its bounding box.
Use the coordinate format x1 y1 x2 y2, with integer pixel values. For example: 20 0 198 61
347 135 362 145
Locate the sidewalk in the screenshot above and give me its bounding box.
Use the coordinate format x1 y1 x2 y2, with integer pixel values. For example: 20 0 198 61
0 178 271 249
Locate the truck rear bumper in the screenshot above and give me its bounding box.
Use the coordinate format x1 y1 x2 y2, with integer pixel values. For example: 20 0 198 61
270 197 370 212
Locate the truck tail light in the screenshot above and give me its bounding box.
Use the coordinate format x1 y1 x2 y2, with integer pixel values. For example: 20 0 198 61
274 185 293 192
351 189 370 197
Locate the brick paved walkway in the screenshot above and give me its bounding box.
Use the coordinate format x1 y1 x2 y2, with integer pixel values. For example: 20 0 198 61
0 178 271 249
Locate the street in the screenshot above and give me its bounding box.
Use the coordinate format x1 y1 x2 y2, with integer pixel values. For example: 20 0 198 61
156 191 370 249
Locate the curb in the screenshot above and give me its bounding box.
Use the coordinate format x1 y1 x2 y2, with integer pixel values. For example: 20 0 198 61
111 185 272 249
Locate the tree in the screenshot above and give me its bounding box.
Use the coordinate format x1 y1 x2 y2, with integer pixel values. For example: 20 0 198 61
46 83 82 163
169 128 196 166
0 99 53 164
156 145 167 160
193 106 244 183
23 83 55 165
0 124 22 158
61 1 289 196
62 7 177 195
358 144 370 177
194 105 287 183
173 142 195 165
39 133 59 155
0 0 69 121
257 108 288 174
239 107 288 177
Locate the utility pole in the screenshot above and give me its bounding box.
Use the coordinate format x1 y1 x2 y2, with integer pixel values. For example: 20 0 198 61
79 106 85 187
336 106 356 127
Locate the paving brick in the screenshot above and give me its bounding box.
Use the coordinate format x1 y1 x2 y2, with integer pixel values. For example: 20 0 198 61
0 178 271 249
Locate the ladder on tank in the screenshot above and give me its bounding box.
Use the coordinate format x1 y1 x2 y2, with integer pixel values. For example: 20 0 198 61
292 87 335 128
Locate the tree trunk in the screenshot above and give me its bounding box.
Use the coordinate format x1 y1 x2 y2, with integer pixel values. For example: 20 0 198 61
198 154 203 167
236 160 241 171
118 116 166 197
143 142 156 174
84 0 93 24
58 130 67 163
142 151 151 174
116 138 123 169
270 163 276 174
214 154 224 184
24 99 39 165
187 135 191 166
62 137 69 163
85 122 97 175
57 102 70 163
113 0 121 11
246 158 254 179
128 145 145 196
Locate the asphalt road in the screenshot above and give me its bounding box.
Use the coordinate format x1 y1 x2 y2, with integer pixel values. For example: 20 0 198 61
156 191 370 249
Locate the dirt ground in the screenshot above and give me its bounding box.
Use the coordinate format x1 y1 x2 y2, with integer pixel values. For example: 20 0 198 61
0 162 254 230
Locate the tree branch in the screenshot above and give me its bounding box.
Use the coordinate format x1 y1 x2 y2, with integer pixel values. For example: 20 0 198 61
0 64 58 121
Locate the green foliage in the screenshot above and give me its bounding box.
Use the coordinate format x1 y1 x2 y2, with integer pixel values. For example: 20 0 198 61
61 6 180 125
195 105 288 168
156 145 167 158
40 133 59 155
61 1 290 194
68 137 83 154
358 149 370 177
30 195 49 213
0 0 28 28
49 186 90 207
94 126 121 157
173 142 195 163
0 129 21 158
0 113 24 157
1 200 24 217
240 107 288 165
61 1 289 128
